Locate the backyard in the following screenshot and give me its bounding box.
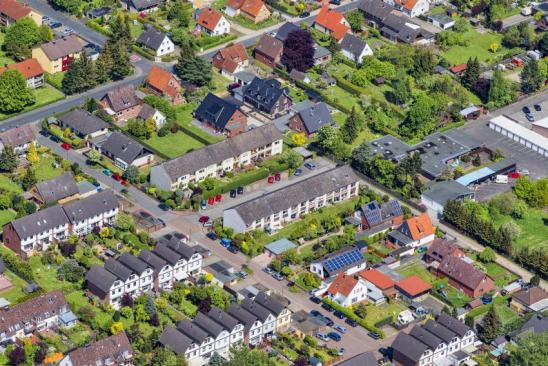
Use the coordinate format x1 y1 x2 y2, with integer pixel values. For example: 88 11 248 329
0 85 65 121
27 154 65 182
145 130 206 159
0 32 13 66
440 29 506 66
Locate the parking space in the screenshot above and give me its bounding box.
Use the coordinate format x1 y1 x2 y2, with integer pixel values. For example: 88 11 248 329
472 179 516 202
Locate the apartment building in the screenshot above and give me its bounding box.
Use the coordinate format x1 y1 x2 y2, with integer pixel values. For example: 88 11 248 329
253 291 292 332
227 303 265 345
138 249 175 291
62 189 119 236
150 124 283 191
32 35 83 74
223 165 359 233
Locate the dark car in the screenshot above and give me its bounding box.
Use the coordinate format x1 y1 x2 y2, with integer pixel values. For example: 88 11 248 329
310 296 321 304
310 310 322 317
321 303 333 312
237 186 244 195
328 332 341 342
333 310 345 319
526 113 535 122
368 332 381 340
50 135 61 143
329 0 341 4
159 203 170 211
230 189 237 198
227 245 239 254
345 318 358 327
199 216 210 224
323 317 334 327
523 106 531 114
206 232 218 241
299 11 310 18
534 104 542 111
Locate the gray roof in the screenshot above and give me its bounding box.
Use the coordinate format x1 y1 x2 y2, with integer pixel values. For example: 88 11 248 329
194 93 241 130
291 100 315 113
40 35 83 60
233 71 256 84
335 352 377 366
156 124 282 181
437 313 470 338
153 243 182 266
243 77 289 112
254 292 285 316
289 69 307 82
136 26 168 51
193 312 225 337
514 315 548 336
100 132 151 165
129 0 160 11
137 104 159 120
77 181 97 196
422 180 474 206
265 239 297 255
429 13 454 25
85 265 118 294
313 45 331 60
104 258 133 281
166 240 197 260
340 34 368 60
207 306 240 331
227 303 259 333
228 166 358 226
159 326 193 355
58 109 108 136
275 22 300 42
138 250 167 275
296 102 333 134
0 125 35 147
62 190 118 224
241 298 272 322
423 319 456 343
391 332 429 363
117 252 150 275
409 325 444 350
35 172 78 204
9 205 69 239
177 320 210 344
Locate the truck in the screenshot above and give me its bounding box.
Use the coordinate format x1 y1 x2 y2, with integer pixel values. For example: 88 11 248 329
495 175 508 184
397 310 415 325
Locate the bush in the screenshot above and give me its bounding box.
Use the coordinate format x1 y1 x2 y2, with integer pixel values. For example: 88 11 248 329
322 299 385 337
1 252 34 282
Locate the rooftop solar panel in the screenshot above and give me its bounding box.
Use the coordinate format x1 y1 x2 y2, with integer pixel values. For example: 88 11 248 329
323 248 364 275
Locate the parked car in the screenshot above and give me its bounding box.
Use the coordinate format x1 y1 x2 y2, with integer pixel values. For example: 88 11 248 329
230 189 237 198
201 199 207 210
299 11 310 18
304 162 316 170
310 296 321 304
220 238 232 248
238 271 248 279
237 186 244 195
522 106 531 114
316 332 330 342
534 104 542 111
158 203 170 211
416 246 427 254
206 232 218 241
334 324 347 334
338 348 345 356
294 168 302 176
526 113 535 122
310 310 322 318
199 216 210 224
61 143 71 150
228 245 239 254
368 332 381 340
321 303 333 312
329 0 341 4
263 267 273 274
333 311 345 319
272 272 284 281
328 332 341 342
103 169 112 176
345 318 358 327
50 135 61 143
322 317 334 327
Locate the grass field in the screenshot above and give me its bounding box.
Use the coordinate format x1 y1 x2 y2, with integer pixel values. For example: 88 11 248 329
31 155 65 182
0 269 28 303
441 30 506 66
0 209 16 228
492 208 548 250
363 301 406 323
0 175 22 193
0 84 65 121
146 131 206 158
483 262 519 287
396 262 437 283
210 71 232 96
233 14 282 30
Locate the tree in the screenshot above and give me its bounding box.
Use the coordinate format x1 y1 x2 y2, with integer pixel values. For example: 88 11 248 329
109 41 132 80
123 165 140 183
121 293 134 308
316 125 350 160
62 55 96 94
341 107 364 144
291 132 306 146
345 10 364 32
115 212 134 231
281 29 315 72
134 304 150 322
478 248 496 263
480 305 501 343
411 47 437 78
472 155 481 167
521 59 543 94
0 146 18 173
4 17 43 60
391 71 412 105
487 70 515 108
361 57 396 80
145 118 156 134
538 32 548 57
21 168 37 190
57 259 85 282
351 69 368 87
199 296 212 313
88 149 102 165
34 342 47 364
209 353 224 366
8 345 25 366
461 57 480 90
226 346 275 366
58 241 77 257
167 0 192 27
507 332 548 366
175 50 212 87
26 142 39 164
354 303 368 319
110 321 124 335
489 42 499 53
152 347 188 366
278 150 303 170
109 14 133 47
399 94 435 138
50 0 83 14
0 70 35 113
530 274 540 286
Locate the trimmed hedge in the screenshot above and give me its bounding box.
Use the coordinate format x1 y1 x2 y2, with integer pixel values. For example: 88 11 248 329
1 252 35 282
201 168 270 199
196 34 238 50
86 20 112 36
322 298 385 338
132 45 156 61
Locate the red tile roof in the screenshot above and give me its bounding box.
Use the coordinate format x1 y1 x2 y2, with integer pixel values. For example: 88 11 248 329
0 58 44 79
359 269 395 290
327 273 358 298
404 213 435 241
396 275 432 297
0 0 33 21
450 64 468 73
146 65 181 100
212 43 249 73
314 6 350 41
196 7 223 32
241 0 267 18
395 0 418 12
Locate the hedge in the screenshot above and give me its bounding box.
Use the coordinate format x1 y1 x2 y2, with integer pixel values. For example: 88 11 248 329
374 316 394 328
201 168 270 199
196 34 238 50
322 298 385 338
86 20 112 36
132 45 156 61
1 252 35 282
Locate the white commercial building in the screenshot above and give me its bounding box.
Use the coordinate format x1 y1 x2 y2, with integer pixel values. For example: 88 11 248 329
489 115 548 157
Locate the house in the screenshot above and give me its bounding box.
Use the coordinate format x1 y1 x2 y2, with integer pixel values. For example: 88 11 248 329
32 35 84 74
388 213 435 248
225 0 245 17
0 125 36 155
288 102 334 136
253 292 292 332
355 199 404 233
86 6 112 19
204 260 238 286
227 303 264 345
313 6 350 41
195 7 230 36
224 166 359 234
239 0 271 23
510 286 548 313
241 298 277 338
395 275 432 301
310 246 366 280
421 181 475 218
384 0 431 17
359 268 396 297
33 172 79 205
428 13 455 30
145 66 184 105
136 26 175 57
150 124 282 191
435 256 494 298
340 34 373 63
137 104 166 128
254 34 284 68
509 314 548 340
313 45 332 66
99 85 143 122
194 93 248 137
275 22 300 42
212 43 249 79
264 239 297 258
0 0 42 26
138 249 174 291
424 238 464 264
92 132 154 170
336 352 378 366
324 273 370 307
57 108 109 139
291 311 330 338
289 69 310 84
0 290 71 343
0 58 44 88
124 0 160 13
391 314 475 366
59 332 133 366
117 252 154 293
459 106 481 120
242 77 292 117
359 0 434 44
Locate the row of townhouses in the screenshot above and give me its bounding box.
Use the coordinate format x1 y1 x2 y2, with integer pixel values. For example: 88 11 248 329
2 190 119 257
59 331 133 366
85 235 203 308
150 124 283 191
223 165 360 233
159 292 291 365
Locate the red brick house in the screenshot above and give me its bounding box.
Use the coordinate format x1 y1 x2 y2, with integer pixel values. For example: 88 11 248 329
254 34 283 68
145 65 184 105
194 93 247 137
435 256 494 298
99 85 143 122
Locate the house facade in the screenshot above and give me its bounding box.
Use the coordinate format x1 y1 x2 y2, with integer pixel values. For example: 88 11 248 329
340 34 373 63
212 43 249 79
0 0 42 26
323 273 370 307
92 132 154 170
32 35 83 74
99 85 143 122
389 213 435 248
0 125 36 155
310 246 366 280
254 34 284 68
57 108 109 139
313 6 350 41
384 0 431 17
435 256 494 298
59 332 133 366
288 102 334 136
145 66 184 105
196 8 230 35
136 26 175 57
0 58 44 88
510 287 548 313
194 93 248 137
242 77 292 118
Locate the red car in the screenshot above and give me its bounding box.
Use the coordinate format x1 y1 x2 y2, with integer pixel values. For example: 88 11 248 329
199 216 210 224
508 172 521 179
267 176 274 184
208 197 215 205
61 143 71 150
112 173 122 182
215 194 222 202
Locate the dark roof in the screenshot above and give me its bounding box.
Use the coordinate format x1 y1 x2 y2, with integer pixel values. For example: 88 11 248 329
67 332 132 365
153 243 182 266
391 332 429 363
422 319 456 343
207 306 240 331
422 180 474 206
85 265 118 294
138 250 167 275
0 125 35 147
296 102 334 134
313 45 331 60
58 109 108 136
40 35 83 60
409 325 444 350
275 22 300 42
35 172 78 204
137 104 160 121
361 199 403 227
513 315 548 336
289 69 307 82
437 313 471 338
255 34 283 59
512 286 547 306
104 258 134 282
241 298 272 322
9 205 69 239
193 312 225 337
155 124 281 181
425 238 462 262
62 190 118 224
117 252 150 275
195 93 241 130
165 239 197 260
177 320 210 344
100 132 151 165
102 85 141 113
129 0 160 11
253 292 285 316
227 303 259 333
229 166 358 226
136 26 168 50
340 34 368 60
159 326 193 355
335 352 377 366
314 246 365 277
243 77 288 111
438 256 491 291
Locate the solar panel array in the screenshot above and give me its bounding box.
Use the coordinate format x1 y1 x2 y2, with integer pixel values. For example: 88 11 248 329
323 248 363 275
364 201 382 226
387 200 403 217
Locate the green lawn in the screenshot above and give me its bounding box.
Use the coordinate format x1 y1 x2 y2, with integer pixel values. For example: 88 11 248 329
496 304 519 325
396 262 437 283
441 30 506 66
31 155 65 182
146 131 206 158
492 208 548 251
0 84 65 120
232 14 282 30
210 72 232 96
0 209 16 228
482 262 519 287
0 269 28 303
362 301 406 323
0 175 22 193
46 72 65 90
0 32 14 66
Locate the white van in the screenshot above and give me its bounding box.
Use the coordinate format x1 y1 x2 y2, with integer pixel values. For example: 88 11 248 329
397 310 415 325
495 175 508 184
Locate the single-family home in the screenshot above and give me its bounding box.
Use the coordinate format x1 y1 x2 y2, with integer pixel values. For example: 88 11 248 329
289 69 310 84
196 7 230 36
355 199 404 233
32 172 79 205
57 108 109 139
136 26 175 57
242 77 292 118
233 0 271 23
99 85 143 122
145 65 184 105
137 104 166 128
275 22 300 42
194 93 248 137
435 256 494 298
421 180 475 218
225 0 244 17
223 166 359 234
92 132 154 170
0 125 36 155
510 287 548 313
313 45 332 66
212 43 249 79
313 6 350 42
359 268 397 298
124 0 160 13
86 6 112 19
340 34 373 63
384 0 431 17
0 58 44 88
395 275 432 301
150 124 282 191
424 238 464 264
59 332 133 366
388 212 435 248
310 246 366 280
32 35 84 74
0 0 42 26
324 273 370 307
509 314 548 340
254 34 284 68
288 102 334 136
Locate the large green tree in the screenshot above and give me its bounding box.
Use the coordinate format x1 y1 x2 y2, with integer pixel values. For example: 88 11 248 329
340 107 365 144
50 0 83 14
0 146 17 173
521 60 543 94
0 70 35 113
62 55 96 95
345 10 364 33
391 70 412 105
487 69 515 108
175 49 212 87
152 347 187 366
507 332 548 366
225 346 275 366
399 94 435 138
109 41 132 81
461 57 480 90
480 305 502 343
4 17 45 60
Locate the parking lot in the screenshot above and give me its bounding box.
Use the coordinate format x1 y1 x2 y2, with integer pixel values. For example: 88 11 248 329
471 178 517 202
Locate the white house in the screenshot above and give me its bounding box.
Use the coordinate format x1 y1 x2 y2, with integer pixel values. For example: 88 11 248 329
384 0 431 17
117 253 155 293
62 190 119 236
139 250 175 291
136 26 175 57
196 8 231 36
138 104 166 128
388 213 435 248
323 273 369 307
310 246 366 280
340 34 373 63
